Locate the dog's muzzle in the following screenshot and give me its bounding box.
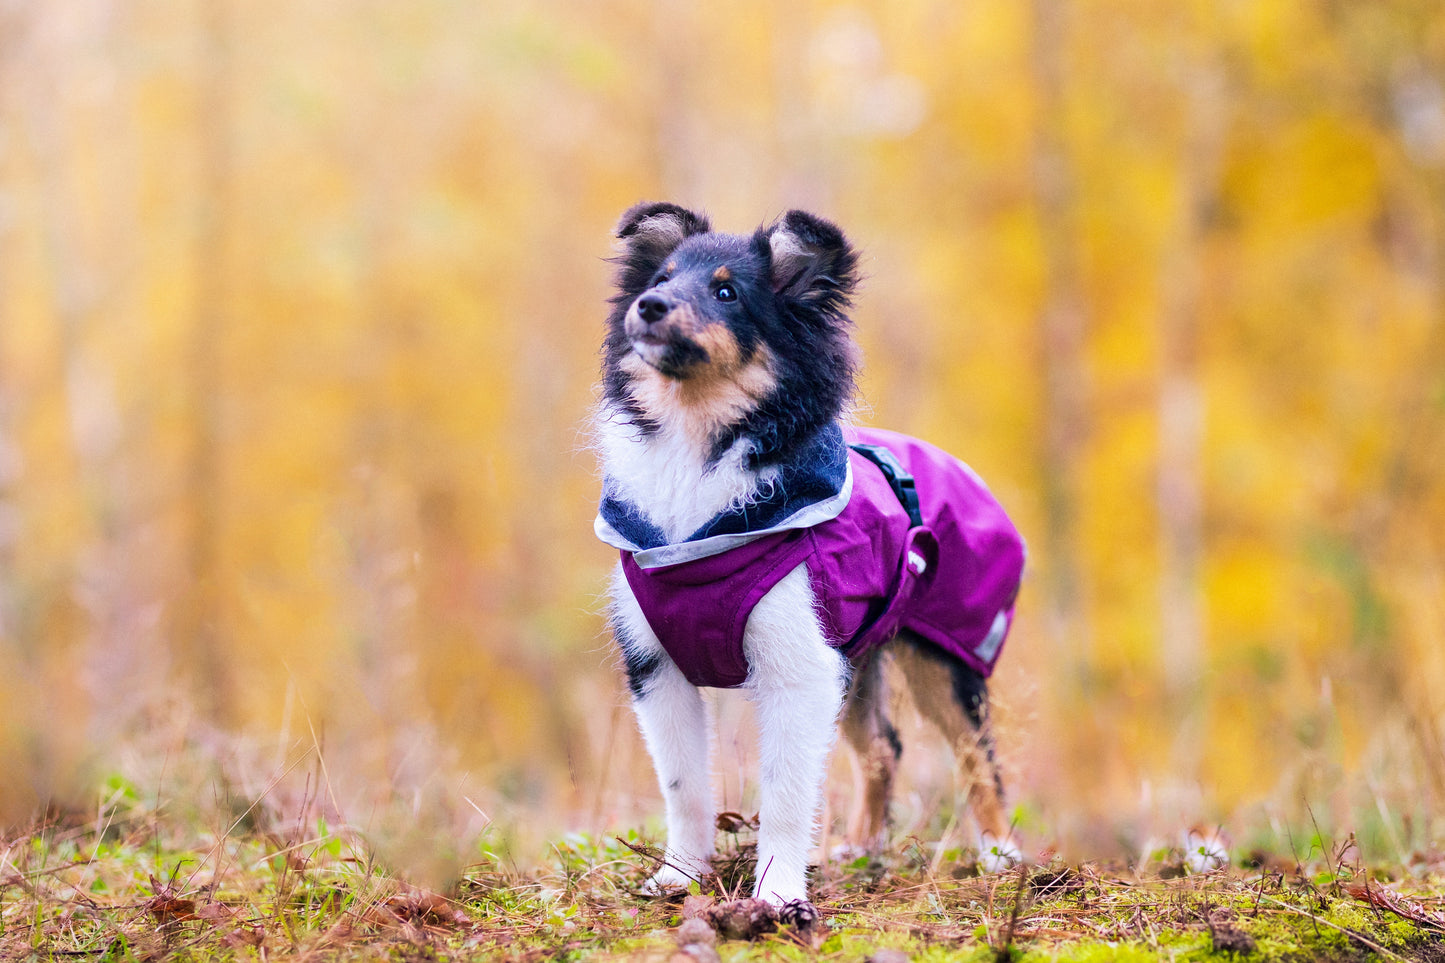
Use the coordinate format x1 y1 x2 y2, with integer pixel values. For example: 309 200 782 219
625 295 694 372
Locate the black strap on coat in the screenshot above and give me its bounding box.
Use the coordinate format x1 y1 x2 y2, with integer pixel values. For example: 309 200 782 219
849 443 924 528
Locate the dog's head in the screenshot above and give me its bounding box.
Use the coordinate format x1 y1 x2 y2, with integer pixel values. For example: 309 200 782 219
602 203 861 460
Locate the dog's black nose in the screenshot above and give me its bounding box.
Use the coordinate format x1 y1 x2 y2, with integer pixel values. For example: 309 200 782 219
636 293 670 324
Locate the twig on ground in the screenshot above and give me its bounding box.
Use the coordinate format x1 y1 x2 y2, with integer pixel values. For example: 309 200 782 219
613 835 701 889
1260 894 1409 963
993 862 1030 962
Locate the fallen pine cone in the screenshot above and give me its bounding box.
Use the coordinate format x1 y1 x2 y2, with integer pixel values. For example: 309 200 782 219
778 899 820 931
707 898 778 941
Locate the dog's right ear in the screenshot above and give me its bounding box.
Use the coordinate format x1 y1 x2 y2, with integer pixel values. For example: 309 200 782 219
615 202 710 264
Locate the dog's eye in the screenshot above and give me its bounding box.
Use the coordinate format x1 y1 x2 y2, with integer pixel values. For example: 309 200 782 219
715 284 737 303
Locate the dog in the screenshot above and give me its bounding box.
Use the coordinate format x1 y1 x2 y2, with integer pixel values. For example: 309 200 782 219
594 203 1025 916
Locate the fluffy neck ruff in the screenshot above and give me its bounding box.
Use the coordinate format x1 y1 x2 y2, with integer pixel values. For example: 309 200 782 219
597 324 855 548
598 417 848 551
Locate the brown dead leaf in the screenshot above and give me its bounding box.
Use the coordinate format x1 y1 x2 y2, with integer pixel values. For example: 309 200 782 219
195 902 264 947
715 811 759 834
383 889 469 927
1345 882 1445 931
223 929 265 949
146 895 196 925
144 875 196 925
196 902 235 923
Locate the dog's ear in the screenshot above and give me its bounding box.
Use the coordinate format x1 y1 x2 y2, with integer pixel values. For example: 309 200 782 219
612 203 710 298
758 210 859 305
615 202 710 262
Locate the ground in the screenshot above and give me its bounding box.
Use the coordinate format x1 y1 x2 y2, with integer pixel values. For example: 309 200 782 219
3 790 1443 962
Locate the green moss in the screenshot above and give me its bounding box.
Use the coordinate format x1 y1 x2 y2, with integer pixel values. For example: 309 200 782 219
5 808 1444 963
1021 944 1164 962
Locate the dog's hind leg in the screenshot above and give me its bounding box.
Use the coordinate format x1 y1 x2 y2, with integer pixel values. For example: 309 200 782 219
839 651 901 851
743 564 848 910
891 634 1018 870
609 566 716 892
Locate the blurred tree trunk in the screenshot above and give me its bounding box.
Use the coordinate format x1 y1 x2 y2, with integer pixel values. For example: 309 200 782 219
1157 56 1227 694
1029 0 1091 666
184 0 234 722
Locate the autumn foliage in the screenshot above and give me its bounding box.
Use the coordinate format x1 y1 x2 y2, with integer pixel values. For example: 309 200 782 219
0 1 1442 866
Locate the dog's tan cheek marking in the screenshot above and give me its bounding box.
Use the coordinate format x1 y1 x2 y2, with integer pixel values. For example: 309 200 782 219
727 346 778 402
672 345 778 449
669 304 704 347
625 344 779 453
690 324 741 372
712 266 732 282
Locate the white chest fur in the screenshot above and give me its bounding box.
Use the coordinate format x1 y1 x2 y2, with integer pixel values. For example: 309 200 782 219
596 406 776 544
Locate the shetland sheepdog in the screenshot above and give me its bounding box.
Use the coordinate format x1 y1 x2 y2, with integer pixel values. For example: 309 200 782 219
594 203 1026 917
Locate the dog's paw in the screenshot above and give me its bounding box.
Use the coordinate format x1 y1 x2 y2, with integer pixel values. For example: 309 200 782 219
977 832 1022 874
777 899 820 931
752 881 809 908
641 864 696 898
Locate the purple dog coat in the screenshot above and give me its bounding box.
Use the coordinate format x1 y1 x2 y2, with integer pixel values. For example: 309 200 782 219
598 427 1025 689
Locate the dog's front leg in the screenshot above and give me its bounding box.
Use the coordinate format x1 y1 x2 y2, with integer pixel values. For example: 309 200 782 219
744 564 848 909
610 566 716 892
633 664 715 891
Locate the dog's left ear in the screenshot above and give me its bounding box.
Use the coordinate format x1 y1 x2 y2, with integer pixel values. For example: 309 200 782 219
757 210 859 304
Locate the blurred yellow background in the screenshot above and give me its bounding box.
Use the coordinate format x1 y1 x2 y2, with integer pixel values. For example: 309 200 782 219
2 0 1442 865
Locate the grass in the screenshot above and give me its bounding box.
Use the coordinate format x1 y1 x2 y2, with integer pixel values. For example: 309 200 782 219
3 776 1444 962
